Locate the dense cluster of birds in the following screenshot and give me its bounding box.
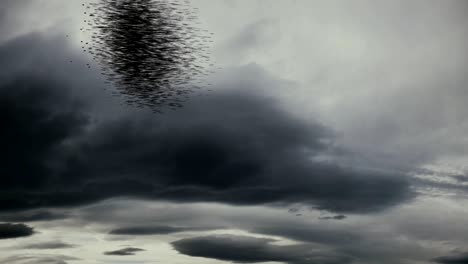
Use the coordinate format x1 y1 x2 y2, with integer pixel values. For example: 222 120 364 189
77 0 214 111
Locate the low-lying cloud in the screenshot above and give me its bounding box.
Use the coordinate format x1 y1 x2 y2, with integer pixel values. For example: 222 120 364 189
172 234 352 264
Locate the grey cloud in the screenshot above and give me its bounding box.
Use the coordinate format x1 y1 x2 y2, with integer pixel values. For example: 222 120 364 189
0 255 79 264
172 234 352 264
21 241 76 250
216 1 468 177
318 215 347 220
104 247 145 256
219 19 278 63
253 225 359 246
0 0 29 43
253 222 430 264
452 175 468 183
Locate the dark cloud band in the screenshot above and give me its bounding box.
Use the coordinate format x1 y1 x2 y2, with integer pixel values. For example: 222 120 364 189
104 247 145 256
0 223 34 239
0 32 412 214
433 252 468 264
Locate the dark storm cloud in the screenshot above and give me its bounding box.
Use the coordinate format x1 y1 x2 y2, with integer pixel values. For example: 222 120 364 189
433 252 468 264
0 32 412 214
0 36 89 211
104 247 145 256
109 225 213 235
0 223 34 239
21 241 76 250
172 235 352 264
0 210 67 222
58 90 411 213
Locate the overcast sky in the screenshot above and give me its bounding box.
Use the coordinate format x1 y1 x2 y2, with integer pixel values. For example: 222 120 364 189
1 1 468 264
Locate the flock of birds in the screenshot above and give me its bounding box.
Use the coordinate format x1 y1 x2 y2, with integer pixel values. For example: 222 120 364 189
72 0 216 112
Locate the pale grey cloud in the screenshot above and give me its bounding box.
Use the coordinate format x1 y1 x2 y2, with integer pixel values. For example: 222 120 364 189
0 255 79 264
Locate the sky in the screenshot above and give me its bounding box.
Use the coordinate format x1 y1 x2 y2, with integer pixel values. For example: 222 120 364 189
1 0 468 263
